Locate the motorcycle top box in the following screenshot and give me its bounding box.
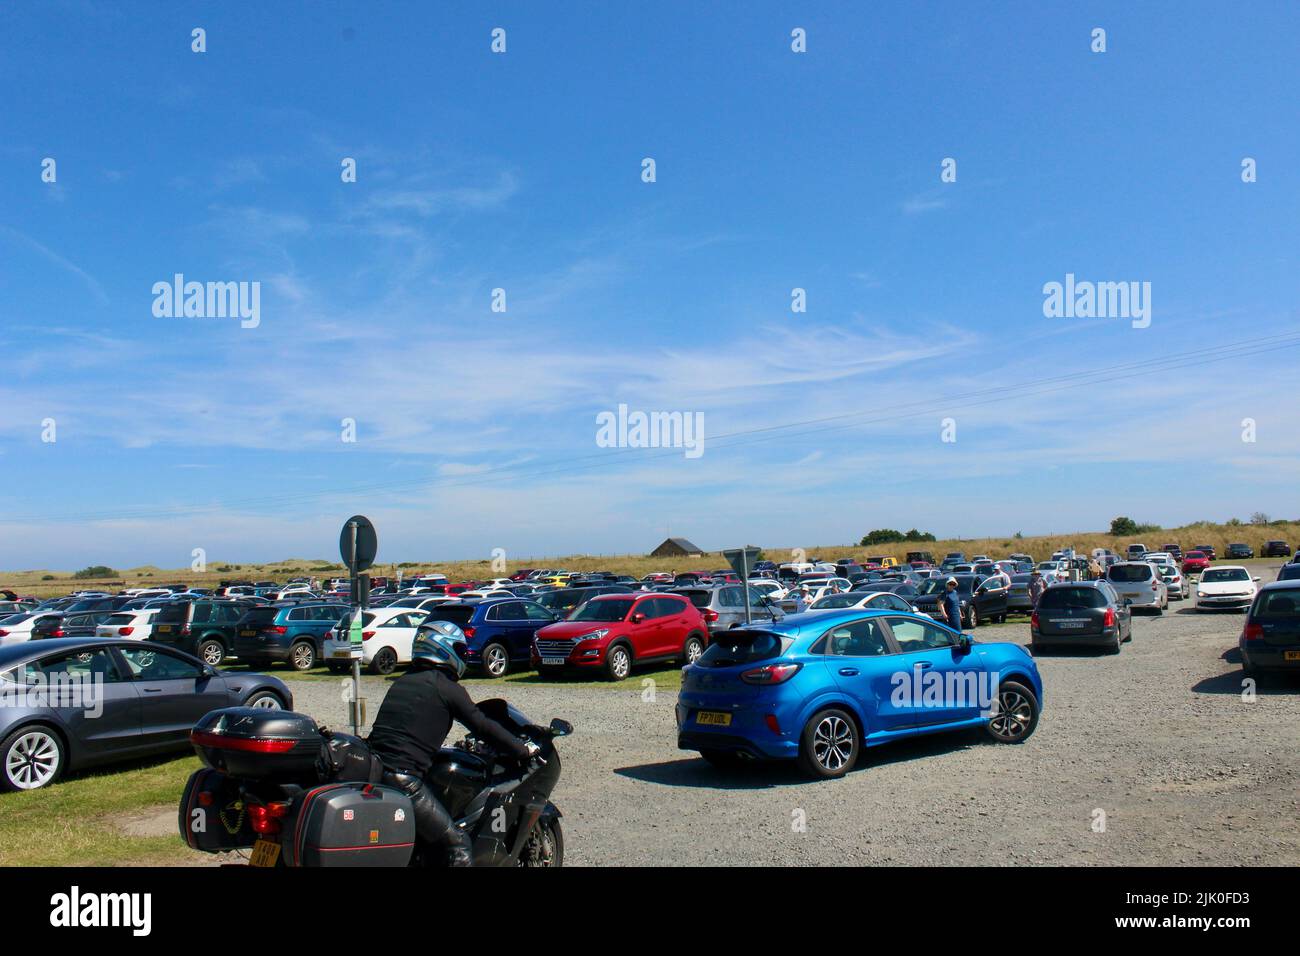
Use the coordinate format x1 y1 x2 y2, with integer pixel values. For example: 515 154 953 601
191 707 324 782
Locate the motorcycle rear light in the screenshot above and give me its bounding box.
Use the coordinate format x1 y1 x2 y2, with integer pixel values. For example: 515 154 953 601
190 730 298 753
1102 608 1115 628
1242 623 1264 642
741 662 802 685
247 800 290 835
118 626 134 636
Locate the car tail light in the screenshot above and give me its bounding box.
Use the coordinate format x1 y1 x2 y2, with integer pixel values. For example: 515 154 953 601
1102 608 1115 628
361 630 375 641
1242 623 1264 642
1030 611 1040 629
50 629 65 638
702 609 719 623
247 800 291 835
0 630 7 637
741 662 802 685
118 626 134 636
1151 581 1159 591
181 624 192 635
764 714 782 734
462 627 475 640
268 626 288 635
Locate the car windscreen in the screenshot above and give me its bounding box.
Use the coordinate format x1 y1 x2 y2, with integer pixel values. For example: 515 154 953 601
1202 568 1249 583
1254 591 1300 618
422 605 476 627
1038 587 1107 610
569 599 633 622
696 629 786 667
1107 565 1152 582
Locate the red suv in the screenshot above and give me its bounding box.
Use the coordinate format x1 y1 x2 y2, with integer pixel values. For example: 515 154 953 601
531 592 708 681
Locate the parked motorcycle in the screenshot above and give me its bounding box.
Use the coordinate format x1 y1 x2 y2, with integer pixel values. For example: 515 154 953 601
178 699 569 867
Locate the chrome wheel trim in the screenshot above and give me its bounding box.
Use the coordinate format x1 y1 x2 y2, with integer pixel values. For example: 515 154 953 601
989 689 1033 740
248 693 281 710
812 715 854 770
485 645 508 676
685 639 703 663
6 730 60 789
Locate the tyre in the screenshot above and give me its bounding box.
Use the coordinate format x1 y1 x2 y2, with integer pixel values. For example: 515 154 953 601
682 634 705 665
968 605 980 628
245 691 285 710
481 642 510 678
197 639 226 667
797 708 860 779
604 644 632 681
985 680 1039 743
1 726 65 791
370 647 398 675
1106 634 1121 654
518 815 564 867
288 641 316 672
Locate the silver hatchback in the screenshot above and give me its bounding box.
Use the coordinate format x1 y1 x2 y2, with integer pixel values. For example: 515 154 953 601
1105 562 1168 613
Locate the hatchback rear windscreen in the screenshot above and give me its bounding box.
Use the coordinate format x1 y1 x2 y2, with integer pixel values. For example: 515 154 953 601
677 590 713 608
1254 591 1300 618
241 607 279 626
697 629 787 667
1039 588 1107 610
423 606 475 627
1108 566 1152 582
154 603 189 624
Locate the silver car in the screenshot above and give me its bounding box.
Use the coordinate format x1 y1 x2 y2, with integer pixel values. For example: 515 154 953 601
1157 564 1190 600
1105 562 1168 613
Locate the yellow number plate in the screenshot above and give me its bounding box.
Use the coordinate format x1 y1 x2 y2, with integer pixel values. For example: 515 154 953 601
696 711 732 726
1284 650 1300 662
249 838 281 867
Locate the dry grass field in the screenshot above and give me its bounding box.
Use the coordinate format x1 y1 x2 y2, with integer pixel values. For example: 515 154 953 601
4 520 1296 598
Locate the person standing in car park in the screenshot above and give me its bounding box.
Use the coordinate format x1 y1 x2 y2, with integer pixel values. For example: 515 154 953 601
943 577 963 630
791 586 810 613
1029 570 1047 607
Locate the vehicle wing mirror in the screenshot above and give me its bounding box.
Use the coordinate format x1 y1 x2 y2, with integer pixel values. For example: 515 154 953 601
631 612 645 623
1253 576 1261 583
548 718 573 737
957 634 972 652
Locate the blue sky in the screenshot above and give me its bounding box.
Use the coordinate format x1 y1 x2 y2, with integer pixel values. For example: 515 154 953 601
1 1 1298 570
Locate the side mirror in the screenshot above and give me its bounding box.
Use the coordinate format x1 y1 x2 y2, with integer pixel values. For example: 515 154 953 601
956 634 972 652
631 612 645 623
548 718 573 737
1253 576 1261 583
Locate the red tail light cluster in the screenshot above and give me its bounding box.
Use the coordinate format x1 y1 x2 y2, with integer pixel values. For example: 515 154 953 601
268 625 288 635
190 730 298 753
741 662 802 685
118 626 134 636
702 609 719 623
1102 608 1115 628
1242 623 1264 643
247 800 290 835
361 630 376 641
1030 611 1040 629
461 627 476 640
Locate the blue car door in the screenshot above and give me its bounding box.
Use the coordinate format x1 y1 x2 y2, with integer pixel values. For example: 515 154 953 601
878 616 990 729
820 617 902 737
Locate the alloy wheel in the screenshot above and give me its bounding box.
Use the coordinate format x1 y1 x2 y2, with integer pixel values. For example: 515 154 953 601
610 648 630 679
989 688 1033 741
6 731 60 790
485 645 508 677
248 693 282 710
290 643 315 670
812 714 854 771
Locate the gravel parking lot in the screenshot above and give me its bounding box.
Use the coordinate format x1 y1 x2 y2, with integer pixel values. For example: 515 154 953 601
287 598 1299 867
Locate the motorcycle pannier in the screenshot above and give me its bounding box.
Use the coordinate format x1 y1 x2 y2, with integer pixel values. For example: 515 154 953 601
286 783 416 867
190 707 323 782
178 767 257 853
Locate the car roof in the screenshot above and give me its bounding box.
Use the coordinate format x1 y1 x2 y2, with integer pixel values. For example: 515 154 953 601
1259 580 1300 592
0 637 181 667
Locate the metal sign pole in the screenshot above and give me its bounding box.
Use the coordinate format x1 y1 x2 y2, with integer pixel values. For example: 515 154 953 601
349 521 361 736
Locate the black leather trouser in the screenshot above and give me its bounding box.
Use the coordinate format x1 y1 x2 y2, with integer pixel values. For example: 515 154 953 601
383 770 472 866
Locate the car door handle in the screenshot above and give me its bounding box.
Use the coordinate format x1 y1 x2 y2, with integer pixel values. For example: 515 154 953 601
142 687 163 693
914 661 932 669
838 668 859 676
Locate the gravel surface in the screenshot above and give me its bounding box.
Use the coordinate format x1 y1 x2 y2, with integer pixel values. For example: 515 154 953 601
286 598 1299 867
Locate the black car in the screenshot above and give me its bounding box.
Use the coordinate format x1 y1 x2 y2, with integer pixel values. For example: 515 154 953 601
534 584 632 619
913 574 1008 628
1262 540 1290 558
60 610 120 638
1240 582 1300 676
1276 564 1300 582
1030 581 1132 654
1226 543 1255 560
0 638 291 791
150 599 256 666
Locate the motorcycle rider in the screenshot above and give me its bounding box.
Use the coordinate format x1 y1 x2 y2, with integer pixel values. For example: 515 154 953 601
367 624 539 866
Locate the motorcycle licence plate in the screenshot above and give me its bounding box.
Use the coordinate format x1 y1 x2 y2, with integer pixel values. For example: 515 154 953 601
696 711 732 726
541 657 566 666
249 838 280 868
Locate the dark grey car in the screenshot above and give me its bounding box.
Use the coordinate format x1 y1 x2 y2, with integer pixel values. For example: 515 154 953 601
1030 581 1132 654
0 638 291 791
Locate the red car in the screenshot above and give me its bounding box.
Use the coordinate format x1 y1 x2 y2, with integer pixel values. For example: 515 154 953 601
531 592 708 681
509 569 537 582
1182 551 1211 574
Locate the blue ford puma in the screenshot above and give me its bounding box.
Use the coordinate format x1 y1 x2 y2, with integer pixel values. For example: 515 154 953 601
675 608 1043 778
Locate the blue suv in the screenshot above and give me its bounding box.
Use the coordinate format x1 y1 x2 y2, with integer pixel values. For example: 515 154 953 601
676 608 1043 778
232 603 349 671
418 598 559 677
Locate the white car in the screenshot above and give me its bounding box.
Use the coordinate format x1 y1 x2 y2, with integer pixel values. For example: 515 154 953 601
1195 566 1260 612
1035 561 1068 584
322 607 430 674
95 608 160 640
749 580 787 602
0 611 64 646
457 590 512 601
810 590 920 613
